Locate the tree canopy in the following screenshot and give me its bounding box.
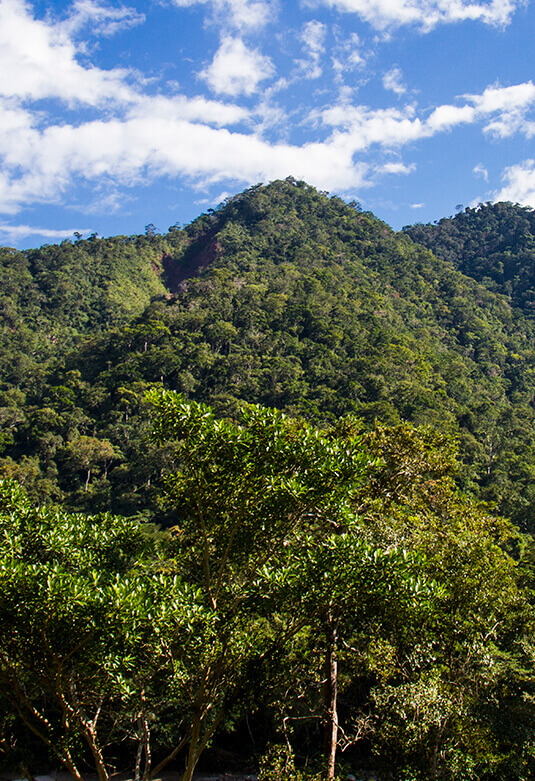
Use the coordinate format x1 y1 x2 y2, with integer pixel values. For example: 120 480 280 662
1 393 534 780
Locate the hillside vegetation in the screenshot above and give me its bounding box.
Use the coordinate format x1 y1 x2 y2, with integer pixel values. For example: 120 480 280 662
1 180 535 528
405 201 535 313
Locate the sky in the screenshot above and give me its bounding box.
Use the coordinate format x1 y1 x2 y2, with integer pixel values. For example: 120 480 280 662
1 0 535 248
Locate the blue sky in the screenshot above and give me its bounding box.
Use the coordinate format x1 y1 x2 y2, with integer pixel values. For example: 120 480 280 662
1 0 535 248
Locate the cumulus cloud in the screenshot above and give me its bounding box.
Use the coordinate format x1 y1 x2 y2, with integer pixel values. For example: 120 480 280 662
0 0 264 111
468 82 535 137
170 0 275 31
426 103 476 131
320 81 535 152
199 37 275 96
311 0 519 30
493 160 535 206
4 76 535 215
0 112 372 214
421 82 535 137
383 66 406 95
471 81 535 113
0 0 136 105
321 104 425 150
128 95 249 127
0 0 253 120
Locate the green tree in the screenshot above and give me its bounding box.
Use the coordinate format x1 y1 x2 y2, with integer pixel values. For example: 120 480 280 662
270 530 432 780
63 435 123 491
0 480 205 781
147 389 371 781
353 423 532 780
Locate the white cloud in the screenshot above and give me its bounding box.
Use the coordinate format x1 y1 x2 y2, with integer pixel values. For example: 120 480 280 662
332 31 365 79
473 163 489 181
493 160 535 206
426 103 476 131
379 161 416 174
311 0 519 30
320 81 535 153
0 0 253 121
423 82 535 136
383 66 406 95
128 95 249 127
4 76 535 216
199 37 275 96
410 202 424 208
0 0 136 105
296 20 326 79
170 0 275 31
471 81 535 113
301 19 327 54
321 104 425 150
468 82 535 137
60 0 145 37
0 111 372 213
0 223 91 242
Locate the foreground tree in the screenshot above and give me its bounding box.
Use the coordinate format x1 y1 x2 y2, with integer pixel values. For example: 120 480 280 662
353 423 534 780
2 398 533 781
270 531 432 780
0 480 207 781
146 389 373 781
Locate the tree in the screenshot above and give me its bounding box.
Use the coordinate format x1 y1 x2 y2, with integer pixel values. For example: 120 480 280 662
0 480 204 781
351 423 533 780
63 435 123 491
277 532 432 780
146 389 371 781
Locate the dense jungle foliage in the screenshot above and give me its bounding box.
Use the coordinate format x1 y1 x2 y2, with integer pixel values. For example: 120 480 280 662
404 201 535 313
2 394 535 781
4 179 535 778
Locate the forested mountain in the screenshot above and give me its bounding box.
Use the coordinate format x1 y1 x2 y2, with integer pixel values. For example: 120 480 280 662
2 179 535 529
0 232 173 386
404 201 535 313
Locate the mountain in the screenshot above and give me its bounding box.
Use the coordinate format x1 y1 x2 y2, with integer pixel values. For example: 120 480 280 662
0 231 177 390
404 201 535 313
3 179 535 529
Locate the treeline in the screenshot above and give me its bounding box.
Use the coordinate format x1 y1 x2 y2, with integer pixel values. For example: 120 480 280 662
2 391 535 781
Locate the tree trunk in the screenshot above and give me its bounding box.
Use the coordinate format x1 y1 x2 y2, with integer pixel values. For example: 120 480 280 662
83 726 109 781
181 712 201 781
323 612 339 781
134 739 143 781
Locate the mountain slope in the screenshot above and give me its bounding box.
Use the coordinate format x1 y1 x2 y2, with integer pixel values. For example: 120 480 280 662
0 232 177 387
404 201 535 313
